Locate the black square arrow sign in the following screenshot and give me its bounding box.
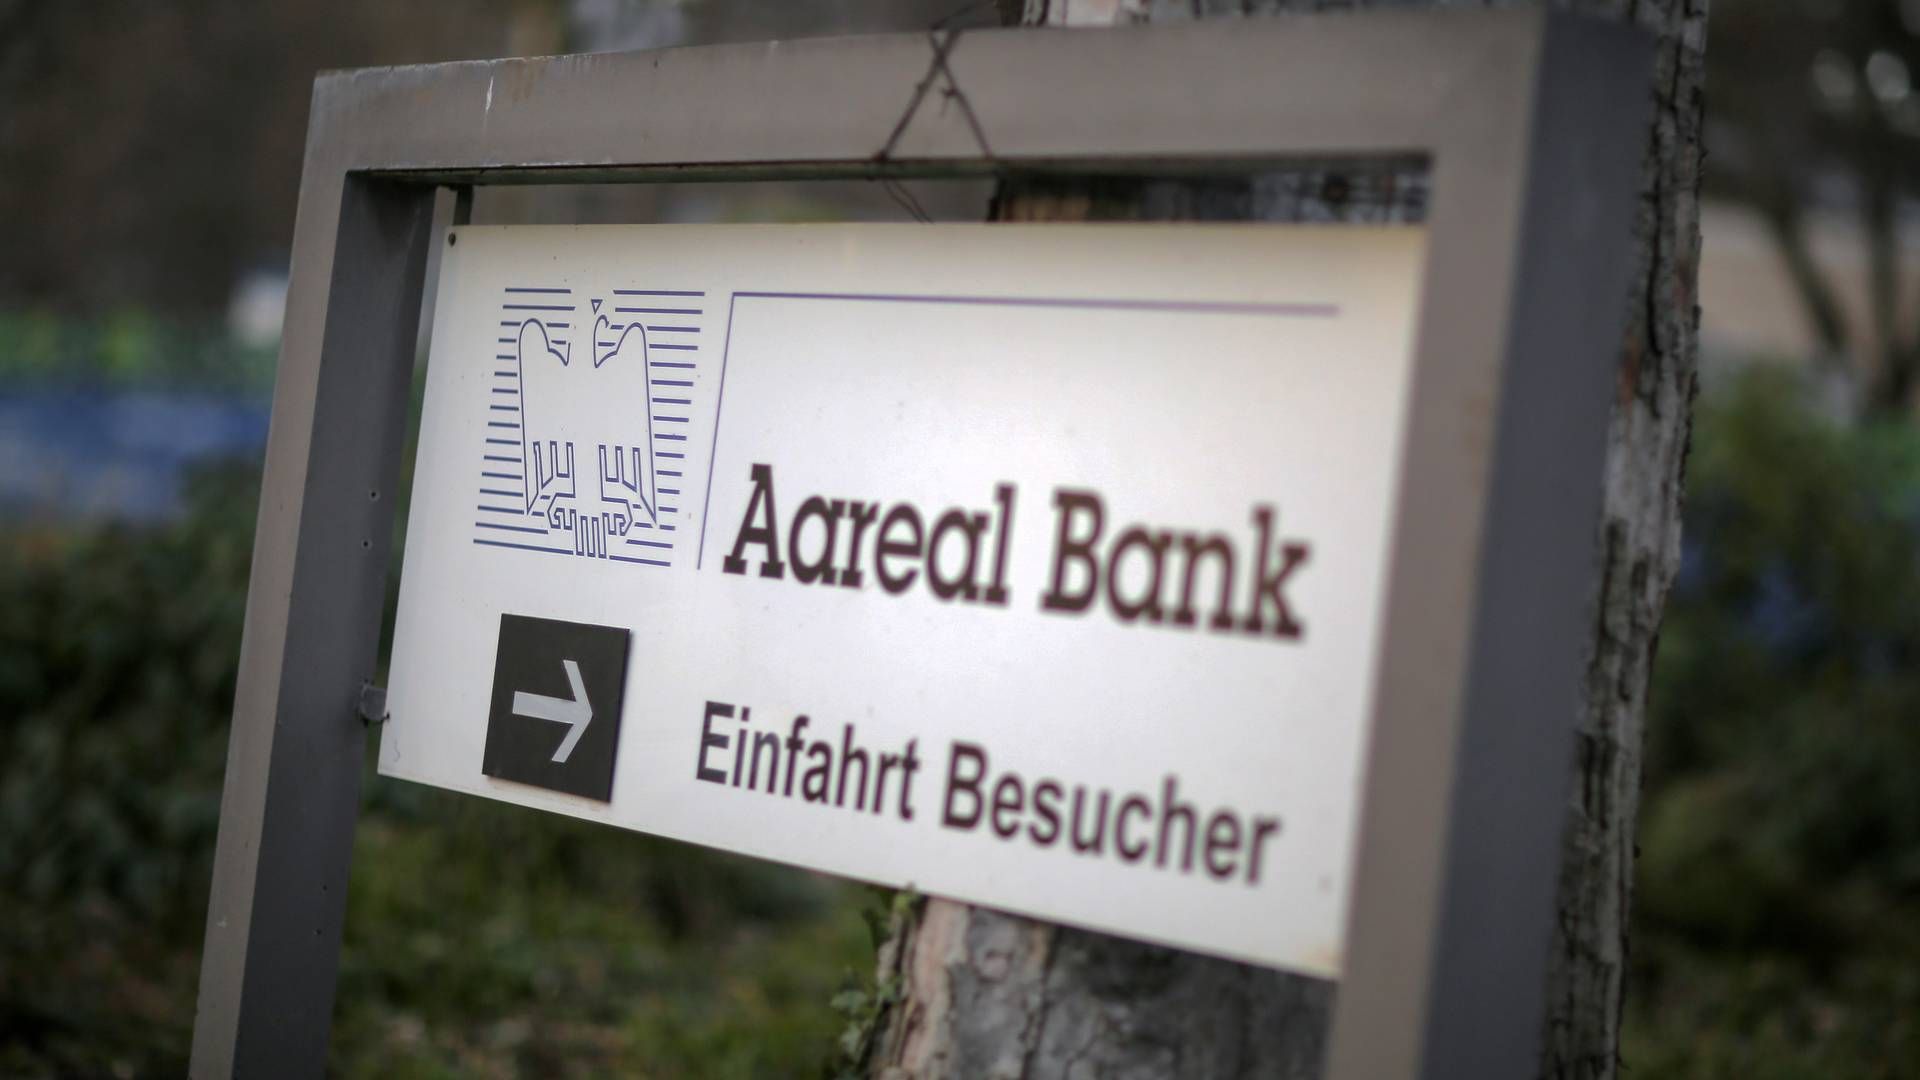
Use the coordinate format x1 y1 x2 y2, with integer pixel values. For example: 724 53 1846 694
482 613 631 801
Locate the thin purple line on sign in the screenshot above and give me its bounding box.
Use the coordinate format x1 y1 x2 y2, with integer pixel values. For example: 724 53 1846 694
692 288 1341 571
728 291 1339 317
475 539 574 556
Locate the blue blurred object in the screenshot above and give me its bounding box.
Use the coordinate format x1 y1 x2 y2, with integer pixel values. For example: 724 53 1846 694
0 390 269 522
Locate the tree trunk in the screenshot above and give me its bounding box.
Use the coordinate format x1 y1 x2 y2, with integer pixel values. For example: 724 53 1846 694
868 1 1706 1078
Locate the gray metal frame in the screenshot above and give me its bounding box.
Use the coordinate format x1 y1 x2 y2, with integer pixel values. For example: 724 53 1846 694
191 11 1651 1078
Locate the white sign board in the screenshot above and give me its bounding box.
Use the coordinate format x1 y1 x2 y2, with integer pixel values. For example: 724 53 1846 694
383 223 1426 975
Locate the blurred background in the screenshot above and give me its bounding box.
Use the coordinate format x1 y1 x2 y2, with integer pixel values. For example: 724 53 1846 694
2 0 1917 1076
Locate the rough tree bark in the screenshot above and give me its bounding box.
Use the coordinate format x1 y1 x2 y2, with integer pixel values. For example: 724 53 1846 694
866 1 1706 1077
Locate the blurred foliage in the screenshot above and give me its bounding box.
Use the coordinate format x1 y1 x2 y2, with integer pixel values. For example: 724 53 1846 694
0 310 277 393
1708 0 1920 412
0 464 256 1076
0 462 876 1077
1624 366 1920 1078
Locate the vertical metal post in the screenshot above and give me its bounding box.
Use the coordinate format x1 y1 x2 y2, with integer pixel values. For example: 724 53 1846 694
190 174 435 1077
1325 16 1653 1080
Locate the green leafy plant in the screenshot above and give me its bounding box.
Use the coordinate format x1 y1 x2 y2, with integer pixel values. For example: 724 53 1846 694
0 460 874 1077
1626 368 1920 1079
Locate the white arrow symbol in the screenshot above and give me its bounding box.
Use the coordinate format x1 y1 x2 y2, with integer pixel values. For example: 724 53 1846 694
512 658 593 764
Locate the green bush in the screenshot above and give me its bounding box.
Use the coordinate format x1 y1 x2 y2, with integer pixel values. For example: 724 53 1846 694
1626 368 1920 1079
0 462 874 1077
0 464 255 1075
